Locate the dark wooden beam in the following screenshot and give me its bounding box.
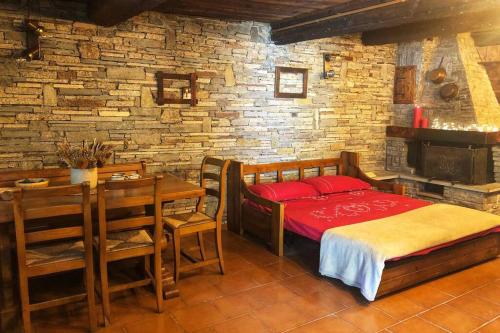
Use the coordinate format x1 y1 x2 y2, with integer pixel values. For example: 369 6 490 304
88 0 167 27
472 30 500 46
362 9 500 45
271 0 498 45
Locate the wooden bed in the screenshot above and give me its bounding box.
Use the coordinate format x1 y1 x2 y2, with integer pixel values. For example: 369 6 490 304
226 151 500 298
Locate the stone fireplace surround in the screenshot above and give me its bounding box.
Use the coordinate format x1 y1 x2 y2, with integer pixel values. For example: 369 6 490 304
386 133 500 214
387 33 500 213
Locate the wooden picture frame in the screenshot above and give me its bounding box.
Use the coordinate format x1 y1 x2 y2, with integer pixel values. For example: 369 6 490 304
156 72 198 106
393 66 416 104
275 66 308 98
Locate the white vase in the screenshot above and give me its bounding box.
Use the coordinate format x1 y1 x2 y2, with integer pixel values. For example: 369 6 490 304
70 167 98 189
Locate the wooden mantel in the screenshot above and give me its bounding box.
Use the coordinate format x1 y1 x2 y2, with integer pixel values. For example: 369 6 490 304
386 126 500 145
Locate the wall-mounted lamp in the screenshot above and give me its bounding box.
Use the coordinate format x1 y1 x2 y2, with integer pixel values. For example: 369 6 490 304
16 20 45 63
323 54 335 79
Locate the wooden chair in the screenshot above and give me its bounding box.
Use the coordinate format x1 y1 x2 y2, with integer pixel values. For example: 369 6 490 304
11 182 97 333
96 176 164 326
164 157 230 282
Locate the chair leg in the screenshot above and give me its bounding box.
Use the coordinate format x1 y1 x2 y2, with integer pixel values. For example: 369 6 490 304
18 273 31 333
197 231 206 261
84 267 98 332
153 247 164 313
215 229 225 275
99 258 111 326
172 229 181 283
144 255 151 278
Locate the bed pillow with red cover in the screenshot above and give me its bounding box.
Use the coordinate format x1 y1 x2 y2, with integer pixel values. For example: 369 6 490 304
248 181 319 202
302 175 371 195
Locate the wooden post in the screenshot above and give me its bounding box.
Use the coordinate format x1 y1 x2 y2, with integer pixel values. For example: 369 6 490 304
340 151 360 177
227 161 243 234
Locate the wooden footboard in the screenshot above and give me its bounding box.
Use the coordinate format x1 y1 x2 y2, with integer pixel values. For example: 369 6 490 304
377 232 500 298
227 151 404 256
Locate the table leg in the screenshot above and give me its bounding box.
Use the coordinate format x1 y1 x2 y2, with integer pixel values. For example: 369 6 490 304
0 223 20 332
161 266 179 299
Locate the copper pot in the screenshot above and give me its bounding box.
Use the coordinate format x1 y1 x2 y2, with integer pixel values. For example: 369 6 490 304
429 57 446 84
440 83 459 101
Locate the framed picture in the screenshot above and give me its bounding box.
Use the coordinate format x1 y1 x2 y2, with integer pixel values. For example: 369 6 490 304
393 66 416 104
275 66 308 99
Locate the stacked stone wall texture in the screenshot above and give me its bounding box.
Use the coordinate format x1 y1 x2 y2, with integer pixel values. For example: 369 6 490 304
392 36 477 127
0 6 396 184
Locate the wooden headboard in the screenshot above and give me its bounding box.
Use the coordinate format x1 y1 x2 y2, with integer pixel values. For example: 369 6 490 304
227 151 362 234
226 151 403 255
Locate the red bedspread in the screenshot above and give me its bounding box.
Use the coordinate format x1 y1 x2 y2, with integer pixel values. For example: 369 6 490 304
244 189 499 261
245 189 431 242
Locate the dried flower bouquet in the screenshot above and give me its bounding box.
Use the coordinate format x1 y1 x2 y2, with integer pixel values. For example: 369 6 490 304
57 139 112 169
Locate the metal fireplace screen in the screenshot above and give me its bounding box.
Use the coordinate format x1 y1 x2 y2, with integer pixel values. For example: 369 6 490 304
421 144 488 184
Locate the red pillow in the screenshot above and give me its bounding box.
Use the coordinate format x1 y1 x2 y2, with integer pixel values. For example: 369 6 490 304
302 175 371 194
248 181 319 202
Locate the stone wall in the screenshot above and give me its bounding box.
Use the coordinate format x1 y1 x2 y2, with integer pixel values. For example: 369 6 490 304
392 36 476 127
0 4 396 185
458 34 500 125
392 33 499 128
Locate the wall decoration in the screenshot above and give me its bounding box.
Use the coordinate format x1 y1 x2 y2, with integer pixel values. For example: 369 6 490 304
393 65 416 104
323 54 335 79
156 72 198 106
17 20 45 63
429 57 446 84
275 66 308 99
439 83 459 102
181 87 192 100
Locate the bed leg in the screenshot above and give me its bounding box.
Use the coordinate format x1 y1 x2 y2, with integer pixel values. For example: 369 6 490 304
271 203 284 256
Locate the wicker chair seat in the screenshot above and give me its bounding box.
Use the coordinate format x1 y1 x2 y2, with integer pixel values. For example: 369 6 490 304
95 229 153 252
26 241 85 266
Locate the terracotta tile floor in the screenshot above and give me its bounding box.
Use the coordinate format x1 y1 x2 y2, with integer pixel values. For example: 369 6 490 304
26 230 500 333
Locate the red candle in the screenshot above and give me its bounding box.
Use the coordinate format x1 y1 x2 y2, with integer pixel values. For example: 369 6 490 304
420 117 429 128
413 105 422 128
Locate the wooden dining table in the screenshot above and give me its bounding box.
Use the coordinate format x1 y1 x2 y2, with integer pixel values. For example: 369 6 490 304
0 173 205 223
0 173 205 331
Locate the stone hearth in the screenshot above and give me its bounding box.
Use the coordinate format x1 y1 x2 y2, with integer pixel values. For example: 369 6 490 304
376 172 500 214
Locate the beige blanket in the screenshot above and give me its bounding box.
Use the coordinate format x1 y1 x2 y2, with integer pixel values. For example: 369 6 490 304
319 204 500 301
326 203 500 259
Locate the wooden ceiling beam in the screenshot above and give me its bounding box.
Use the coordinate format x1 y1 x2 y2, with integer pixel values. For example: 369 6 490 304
88 0 168 27
155 0 337 23
271 0 498 45
472 30 500 47
362 9 500 45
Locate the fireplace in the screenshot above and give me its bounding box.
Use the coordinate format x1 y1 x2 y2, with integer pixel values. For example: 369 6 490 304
421 144 489 184
386 127 498 185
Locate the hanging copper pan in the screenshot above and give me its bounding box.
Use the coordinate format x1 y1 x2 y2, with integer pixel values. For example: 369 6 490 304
429 57 446 84
440 83 459 101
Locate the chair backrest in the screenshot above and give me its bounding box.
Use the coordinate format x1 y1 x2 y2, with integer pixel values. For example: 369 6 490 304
11 182 92 267
197 157 230 223
0 161 147 187
96 176 163 250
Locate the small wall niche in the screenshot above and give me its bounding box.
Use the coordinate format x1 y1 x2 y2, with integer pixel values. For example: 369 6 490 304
417 182 445 199
156 72 198 106
274 66 308 98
